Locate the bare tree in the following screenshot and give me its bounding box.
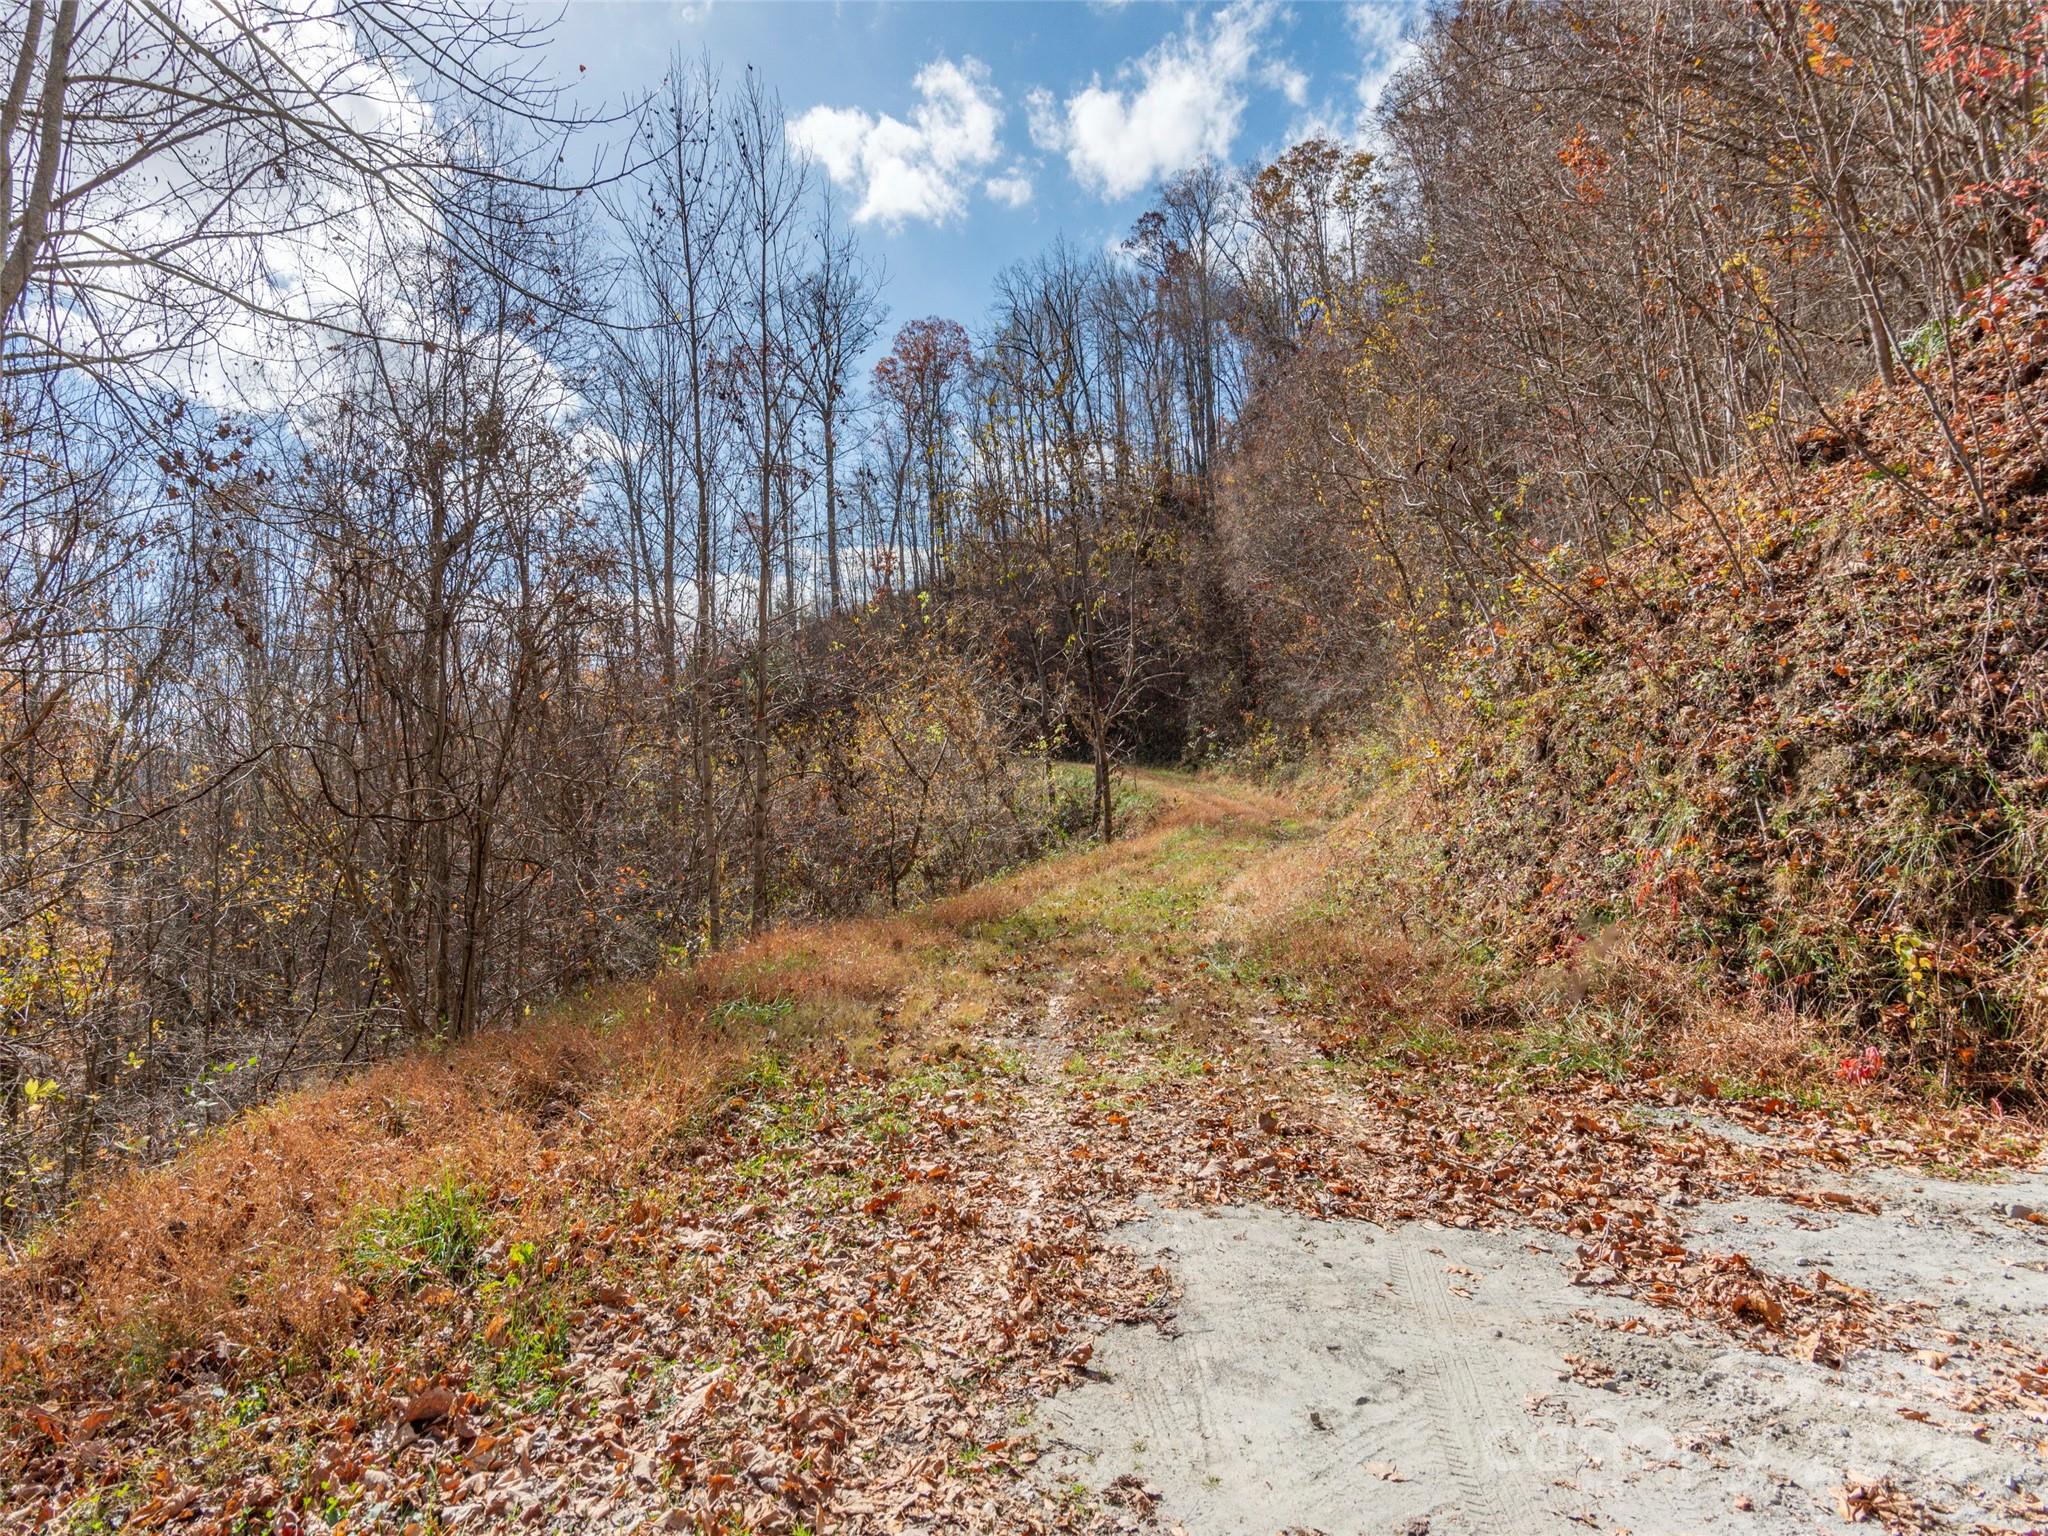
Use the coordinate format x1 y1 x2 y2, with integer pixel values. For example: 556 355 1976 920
2 2 597 390
789 190 884 616
730 68 807 933
602 54 738 950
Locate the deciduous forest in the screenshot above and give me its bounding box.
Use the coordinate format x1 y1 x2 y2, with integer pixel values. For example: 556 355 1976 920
8 3 2048 1532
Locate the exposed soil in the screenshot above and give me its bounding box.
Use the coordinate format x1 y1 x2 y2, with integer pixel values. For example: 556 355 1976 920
1037 1156 2048 1535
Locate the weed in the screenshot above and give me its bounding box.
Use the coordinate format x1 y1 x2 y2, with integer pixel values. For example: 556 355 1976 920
1512 1006 1658 1083
475 1243 571 1406
860 1108 913 1143
713 999 799 1034
346 1178 490 1292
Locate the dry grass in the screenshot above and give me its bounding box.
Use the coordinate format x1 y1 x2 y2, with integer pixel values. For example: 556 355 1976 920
0 876 1044 1408
0 767 1214 1415
1210 776 1868 1097
1667 997 1838 1096
1503 924 1845 1095
1196 794 1476 1055
0 976 732 1396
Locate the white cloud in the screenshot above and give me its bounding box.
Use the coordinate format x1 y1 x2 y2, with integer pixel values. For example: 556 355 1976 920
984 168 1034 209
1024 86 1065 152
1347 1 1425 122
1033 0 1279 201
1261 58 1310 108
790 57 1004 228
790 105 870 185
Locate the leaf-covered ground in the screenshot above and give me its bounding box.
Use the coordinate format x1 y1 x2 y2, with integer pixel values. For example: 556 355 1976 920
3 774 2045 1534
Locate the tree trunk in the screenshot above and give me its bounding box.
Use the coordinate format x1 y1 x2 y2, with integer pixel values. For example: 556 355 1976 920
1094 737 1113 844
0 0 77 323
823 404 840 614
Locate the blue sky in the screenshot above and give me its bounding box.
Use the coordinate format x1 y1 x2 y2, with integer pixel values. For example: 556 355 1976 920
535 1 1426 340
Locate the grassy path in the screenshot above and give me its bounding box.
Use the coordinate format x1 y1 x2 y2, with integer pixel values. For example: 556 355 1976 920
5 772 2047 1534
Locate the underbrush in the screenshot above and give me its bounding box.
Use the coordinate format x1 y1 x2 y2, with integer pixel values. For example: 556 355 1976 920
1216 710 2012 1113
0 963 763 1442
1220 827 1866 1110
0 977 733 1412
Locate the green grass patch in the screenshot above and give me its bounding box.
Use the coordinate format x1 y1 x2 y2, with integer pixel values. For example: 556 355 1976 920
345 1178 490 1292
711 997 799 1032
1510 1007 1659 1083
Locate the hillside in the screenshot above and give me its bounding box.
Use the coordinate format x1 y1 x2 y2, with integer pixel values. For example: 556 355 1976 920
1291 285 2048 1106
14 2 2048 1532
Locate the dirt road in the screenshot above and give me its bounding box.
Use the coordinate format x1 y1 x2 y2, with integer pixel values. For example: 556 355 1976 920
504 772 2043 1535
17 773 2044 1535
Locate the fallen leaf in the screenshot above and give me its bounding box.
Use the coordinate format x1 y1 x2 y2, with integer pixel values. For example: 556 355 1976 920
398 1386 455 1424
1733 1289 1786 1330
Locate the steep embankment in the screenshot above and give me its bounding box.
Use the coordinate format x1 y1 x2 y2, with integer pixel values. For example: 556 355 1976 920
1335 325 2048 1100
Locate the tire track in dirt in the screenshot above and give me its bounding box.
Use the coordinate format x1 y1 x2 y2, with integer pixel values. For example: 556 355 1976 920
1396 1242 1549 1534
